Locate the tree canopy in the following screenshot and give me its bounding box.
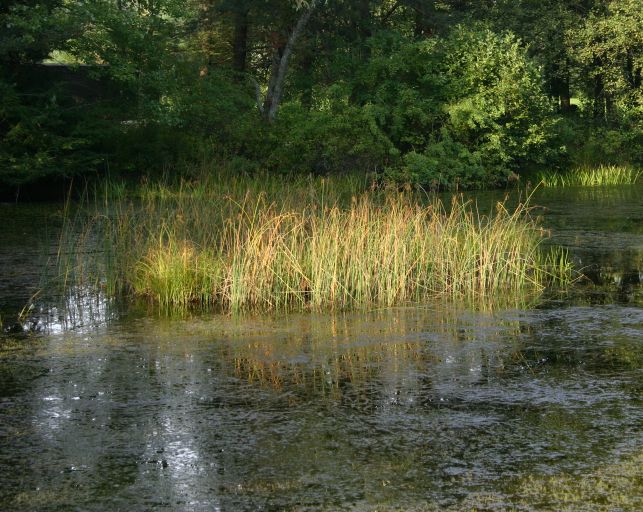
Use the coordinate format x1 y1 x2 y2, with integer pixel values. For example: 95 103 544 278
1 0 641 195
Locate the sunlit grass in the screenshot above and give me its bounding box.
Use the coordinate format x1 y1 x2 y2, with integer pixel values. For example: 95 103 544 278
537 165 642 187
57 173 572 312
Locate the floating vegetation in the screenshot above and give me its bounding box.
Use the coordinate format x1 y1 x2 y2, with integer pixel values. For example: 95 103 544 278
57 174 572 312
537 165 642 187
510 449 643 512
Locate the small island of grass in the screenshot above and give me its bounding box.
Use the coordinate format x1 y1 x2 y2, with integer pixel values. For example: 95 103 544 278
58 174 571 312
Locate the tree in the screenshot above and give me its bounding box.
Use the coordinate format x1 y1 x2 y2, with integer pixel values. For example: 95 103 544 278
2 0 640 193
479 0 593 112
260 0 320 121
0 1 90 197
569 0 642 121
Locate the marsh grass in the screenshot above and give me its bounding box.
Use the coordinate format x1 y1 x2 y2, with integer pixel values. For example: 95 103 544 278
57 173 571 312
537 165 642 187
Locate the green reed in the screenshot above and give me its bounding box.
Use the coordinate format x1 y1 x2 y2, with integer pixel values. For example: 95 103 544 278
57 173 571 312
537 165 642 187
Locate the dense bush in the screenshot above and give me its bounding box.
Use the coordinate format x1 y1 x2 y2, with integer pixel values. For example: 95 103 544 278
264 84 393 175
346 27 560 188
262 27 560 189
439 27 559 180
392 133 486 189
0 76 104 197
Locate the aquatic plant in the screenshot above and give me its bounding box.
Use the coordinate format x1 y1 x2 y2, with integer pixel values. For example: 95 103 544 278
536 165 642 187
511 449 643 511
57 174 571 312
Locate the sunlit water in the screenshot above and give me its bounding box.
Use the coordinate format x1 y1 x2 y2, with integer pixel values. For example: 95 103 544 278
1 185 641 511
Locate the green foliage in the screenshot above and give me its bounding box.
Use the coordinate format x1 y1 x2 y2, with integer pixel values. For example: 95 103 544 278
0 0 641 193
0 1 69 64
60 0 204 137
353 32 447 151
353 26 559 188
175 70 262 161
579 127 643 167
389 133 485 189
0 76 103 192
0 1 92 193
483 1 580 102
564 1 643 167
265 86 392 174
441 27 558 173
569 0 643 121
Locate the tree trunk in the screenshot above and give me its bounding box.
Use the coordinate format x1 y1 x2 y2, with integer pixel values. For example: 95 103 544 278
593 71 605 120
551 66 571 112
232 8 249 74
263 46 284 115
263 0 318 122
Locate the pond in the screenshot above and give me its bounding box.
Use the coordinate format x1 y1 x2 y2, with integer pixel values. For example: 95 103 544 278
1 185 641 511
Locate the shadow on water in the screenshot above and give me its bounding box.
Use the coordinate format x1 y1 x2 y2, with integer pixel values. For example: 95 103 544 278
0 203 61 324
0 185 642 510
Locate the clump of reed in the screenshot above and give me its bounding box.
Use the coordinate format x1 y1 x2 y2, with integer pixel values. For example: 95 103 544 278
537 165 642 187
57 175 571 312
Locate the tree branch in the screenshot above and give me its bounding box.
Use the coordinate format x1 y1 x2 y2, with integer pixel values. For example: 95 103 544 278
265 0 319 121
380 1 402 25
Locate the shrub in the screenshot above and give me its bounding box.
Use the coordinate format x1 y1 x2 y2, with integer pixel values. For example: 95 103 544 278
440 26 560 179
354 26 560 188
390 131 485 190
265 92 392 175
0 76 104 196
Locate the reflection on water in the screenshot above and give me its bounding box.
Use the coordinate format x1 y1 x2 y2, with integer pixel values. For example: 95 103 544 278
462 185 643 307
0 185 642 510
16 286 118 335
1 306 641 510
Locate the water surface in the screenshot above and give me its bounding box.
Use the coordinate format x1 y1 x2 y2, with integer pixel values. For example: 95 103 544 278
1 186 641 510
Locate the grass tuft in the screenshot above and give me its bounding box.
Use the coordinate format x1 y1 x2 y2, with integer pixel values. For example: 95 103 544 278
57 173 572 312
537 165 642 187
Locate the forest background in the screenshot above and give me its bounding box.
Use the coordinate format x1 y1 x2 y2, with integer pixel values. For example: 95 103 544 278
1 0 641 199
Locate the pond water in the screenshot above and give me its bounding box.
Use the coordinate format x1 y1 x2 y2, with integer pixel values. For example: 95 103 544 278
0 185 641 511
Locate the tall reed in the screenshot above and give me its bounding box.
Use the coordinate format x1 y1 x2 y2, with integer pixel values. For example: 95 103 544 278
537 165 642 187
57 174 571 312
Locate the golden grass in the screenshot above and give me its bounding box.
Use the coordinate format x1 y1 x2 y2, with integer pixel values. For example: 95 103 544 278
58 174 571 312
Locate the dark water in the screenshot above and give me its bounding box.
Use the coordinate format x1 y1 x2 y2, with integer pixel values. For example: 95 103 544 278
0 186 641 511
0 203 61 318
